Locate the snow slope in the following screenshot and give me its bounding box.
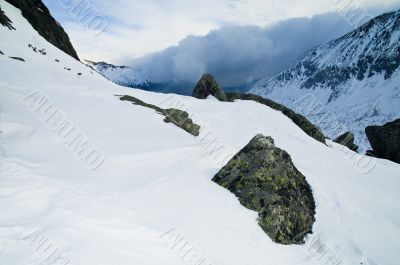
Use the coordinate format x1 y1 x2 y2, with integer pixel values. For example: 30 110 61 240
1 2 400 265
251 9 400 152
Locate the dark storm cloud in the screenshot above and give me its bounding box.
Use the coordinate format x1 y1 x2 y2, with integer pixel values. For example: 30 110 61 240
132 12 354 92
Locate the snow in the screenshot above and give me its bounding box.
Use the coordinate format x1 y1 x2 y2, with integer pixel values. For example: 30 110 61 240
1 2 400 265
251 9 400 152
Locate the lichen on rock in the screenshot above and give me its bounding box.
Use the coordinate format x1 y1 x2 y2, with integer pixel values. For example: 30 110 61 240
119 95 200 136
213 134 316 245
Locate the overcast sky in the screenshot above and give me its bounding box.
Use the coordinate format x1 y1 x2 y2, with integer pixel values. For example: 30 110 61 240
43 0 400 91
43 0 400 63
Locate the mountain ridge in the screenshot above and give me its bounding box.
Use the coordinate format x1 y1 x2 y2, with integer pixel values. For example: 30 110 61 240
251 9 400 151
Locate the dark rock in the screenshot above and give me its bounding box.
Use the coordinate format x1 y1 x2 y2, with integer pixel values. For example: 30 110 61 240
365 150 376 157
64 67 71 71
366 119 400 164
0 50 3 55
213 134 316 245
9 56 25 62
55 59 60 62
0 5 15 30
226 92 326 144
5 0 79 60
77 73 82 76
334 132 359 152
119 95 200 137
192 74 228 101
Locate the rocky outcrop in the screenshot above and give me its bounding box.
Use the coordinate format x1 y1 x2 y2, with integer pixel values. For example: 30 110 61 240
0 5 15 30
226 93 326 144
5 0 79 60
334 132 359 152
366 119 400 164
192 74 228 101
213 134 316 245
119 95 200 136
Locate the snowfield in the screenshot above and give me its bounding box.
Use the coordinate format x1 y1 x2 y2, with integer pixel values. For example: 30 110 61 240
1 2 400 265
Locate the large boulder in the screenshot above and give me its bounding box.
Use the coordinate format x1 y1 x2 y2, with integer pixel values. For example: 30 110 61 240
226 93 326 144
192 74 228 101
5 0 79 60
365 119 400 164
334 132 359 152
213 134 316 245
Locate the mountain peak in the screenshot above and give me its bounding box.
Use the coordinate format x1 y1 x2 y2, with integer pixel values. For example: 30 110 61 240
192 73 228 101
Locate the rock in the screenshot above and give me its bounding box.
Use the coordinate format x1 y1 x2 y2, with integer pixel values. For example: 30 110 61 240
119 95 200 137
365 150 376 157
164 109 200 136
213 134 316 245
365 119 400 164
5 0 79 60
334 132 359 152
226 93 326 144
0 6 15 30
77 73 82 76
0 50 3 55
192 74 228 101
9 56 25 62
55 59 60 62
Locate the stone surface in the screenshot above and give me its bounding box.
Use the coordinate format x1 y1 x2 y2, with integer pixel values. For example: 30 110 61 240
192 74 228 101
119 95 200 137
213 134 316 245
0 5 15 30
366 119 400 164
334 132 359 152
226 92 326 144
5 0 79 60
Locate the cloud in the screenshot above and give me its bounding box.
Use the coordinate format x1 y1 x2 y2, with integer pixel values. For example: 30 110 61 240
43 0 400 63
131 12 354 92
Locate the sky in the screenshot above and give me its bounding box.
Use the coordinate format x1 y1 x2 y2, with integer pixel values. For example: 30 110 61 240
43 0 400 90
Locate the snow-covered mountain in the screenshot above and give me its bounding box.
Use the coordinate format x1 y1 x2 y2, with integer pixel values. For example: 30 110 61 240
251 9 400 152
1 1 400 265
84 60 160 90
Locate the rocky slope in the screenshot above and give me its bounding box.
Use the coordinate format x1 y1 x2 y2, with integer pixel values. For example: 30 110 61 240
4 0 79 60
251 9 400 152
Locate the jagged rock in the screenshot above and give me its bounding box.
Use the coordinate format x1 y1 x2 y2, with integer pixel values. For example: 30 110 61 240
5 0 79 60
366 119 400 164
192 74 228 101
9 56 25 62
0 5 15 30
334 132 359 152
213 134 315 245
366 150 376 157
226 93 326 144
0 50 4 55
119 95 200 136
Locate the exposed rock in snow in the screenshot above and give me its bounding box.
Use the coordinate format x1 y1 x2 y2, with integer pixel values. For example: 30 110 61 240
334 132 359 152
192 73 228 101
226 92 326 144
119 95 200 136
366 118 400 164
4 0 79 60
213 134 316 245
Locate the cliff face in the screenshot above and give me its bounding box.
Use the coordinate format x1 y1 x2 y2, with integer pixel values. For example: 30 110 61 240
5 0 79 60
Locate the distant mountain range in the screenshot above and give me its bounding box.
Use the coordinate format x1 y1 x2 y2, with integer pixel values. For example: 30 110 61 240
251 9 400 151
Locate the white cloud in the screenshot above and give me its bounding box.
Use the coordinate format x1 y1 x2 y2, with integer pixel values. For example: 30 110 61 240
44 0 400 63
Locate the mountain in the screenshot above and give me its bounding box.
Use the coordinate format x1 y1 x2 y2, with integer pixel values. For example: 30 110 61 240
251 9 400 152
4 0 79 60
84 60 162 90
1 1 400 265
